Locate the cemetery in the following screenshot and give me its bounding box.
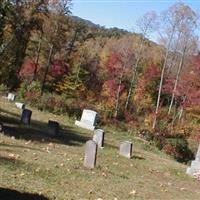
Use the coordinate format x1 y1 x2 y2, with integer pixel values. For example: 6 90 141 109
1 1 200 199
1 96 200 200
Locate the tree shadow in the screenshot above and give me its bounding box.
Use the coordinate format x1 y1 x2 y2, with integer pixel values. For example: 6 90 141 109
0 188 48 200
0 108 90 146
131 155 145 160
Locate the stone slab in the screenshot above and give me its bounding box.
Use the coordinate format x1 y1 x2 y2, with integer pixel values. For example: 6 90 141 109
21 109 32 125
7 93 16 101
15 102 25 110
93 129 105 148
75 120 95 131
48 120 59 136
119 141 133 159
84 140 97 169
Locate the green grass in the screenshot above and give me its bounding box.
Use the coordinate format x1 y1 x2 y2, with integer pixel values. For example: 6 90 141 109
0 97 200 200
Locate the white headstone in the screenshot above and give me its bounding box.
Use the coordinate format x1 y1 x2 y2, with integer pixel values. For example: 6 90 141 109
186 143 200 176
15 102 25 110
7 93 16 101
75 109 97 130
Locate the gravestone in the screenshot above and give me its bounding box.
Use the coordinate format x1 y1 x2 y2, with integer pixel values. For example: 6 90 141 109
48 120 59 136
186 143 200 176
93 129 105 148
7 93 16 101
21 109 32 125
15 102 25 110
119 141 133 159
75 109 97 131
84 140 97 169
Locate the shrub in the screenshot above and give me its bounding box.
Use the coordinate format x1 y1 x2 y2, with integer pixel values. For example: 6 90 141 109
0 84 8 95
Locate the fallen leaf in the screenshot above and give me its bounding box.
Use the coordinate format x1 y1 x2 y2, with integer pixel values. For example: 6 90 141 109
130 189 136 195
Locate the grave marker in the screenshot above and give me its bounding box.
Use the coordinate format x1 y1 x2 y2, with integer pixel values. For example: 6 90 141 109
119 141 133 159
48 120 59 136
7 93 16 101
75 109 97 130
21 109 32 125
15 102 25 110
186 142 200 176
84 140 97 169
93 129 105 148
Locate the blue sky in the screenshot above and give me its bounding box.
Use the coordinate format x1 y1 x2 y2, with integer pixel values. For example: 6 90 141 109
72 0 200 32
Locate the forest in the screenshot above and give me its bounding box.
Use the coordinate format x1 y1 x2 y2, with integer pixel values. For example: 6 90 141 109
0 0 200 162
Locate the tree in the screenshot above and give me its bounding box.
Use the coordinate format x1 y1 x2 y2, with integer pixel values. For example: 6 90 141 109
125 11 157 110
152 2 198 129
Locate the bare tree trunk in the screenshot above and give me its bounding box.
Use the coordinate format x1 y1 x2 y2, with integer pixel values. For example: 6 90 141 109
41 44 53 96
32 33 42 81
168 45 187 114
152 25 176 129
124 39 145 110
114 64 126 118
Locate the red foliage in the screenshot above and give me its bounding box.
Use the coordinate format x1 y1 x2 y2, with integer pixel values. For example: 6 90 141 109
144 64 160 83
102 79 118 98
163 54 200 108
51 60 67 77
19 59 36 81
106 52 123 78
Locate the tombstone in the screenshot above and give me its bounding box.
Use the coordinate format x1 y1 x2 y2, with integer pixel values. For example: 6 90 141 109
0 122 3 132
119 141 133 159
15 102 25 110
7 93 16 101
48 120 59 136
186 143 200 176
75 109 97 131
84 140 97 169
21 109 32 125
93 129 105 148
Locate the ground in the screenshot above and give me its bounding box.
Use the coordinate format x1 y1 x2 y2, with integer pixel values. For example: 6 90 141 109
0 97 200 200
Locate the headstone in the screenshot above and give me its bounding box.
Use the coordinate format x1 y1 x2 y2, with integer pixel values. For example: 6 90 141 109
93 129 105 148
186 143 200 176
119 141 133 159
15 102 25 110
21 109 32 125
7 93 16 101
75 109 97 131
84 140 97 169
48 120 59 136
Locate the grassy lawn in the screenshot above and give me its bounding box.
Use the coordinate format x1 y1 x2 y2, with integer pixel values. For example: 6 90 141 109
0 97 200 200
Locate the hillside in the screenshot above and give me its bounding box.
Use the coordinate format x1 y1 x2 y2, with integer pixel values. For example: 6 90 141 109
0 97 200 200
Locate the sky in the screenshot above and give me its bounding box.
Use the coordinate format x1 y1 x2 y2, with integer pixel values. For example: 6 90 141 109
72 0 200 33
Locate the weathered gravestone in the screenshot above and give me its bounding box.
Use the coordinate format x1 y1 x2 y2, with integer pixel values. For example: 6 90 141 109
186 143 200 176
48 120 59 136
84 140 97 169
21 109 32 125
119 141 133 159
15 102 25 110
7 93 16 101
75 109 97 131
93 129 105 148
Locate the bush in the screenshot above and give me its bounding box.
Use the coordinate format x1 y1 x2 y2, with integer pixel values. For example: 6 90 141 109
0 84 8 95
163 136 194 163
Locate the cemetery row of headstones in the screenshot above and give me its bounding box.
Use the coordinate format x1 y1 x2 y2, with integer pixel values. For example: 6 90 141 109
2 93 60 136
2 93 200 176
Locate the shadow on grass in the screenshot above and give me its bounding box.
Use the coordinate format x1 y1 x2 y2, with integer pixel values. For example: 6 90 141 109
0 188 48 200
132 155 145 160
0 108 90 146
